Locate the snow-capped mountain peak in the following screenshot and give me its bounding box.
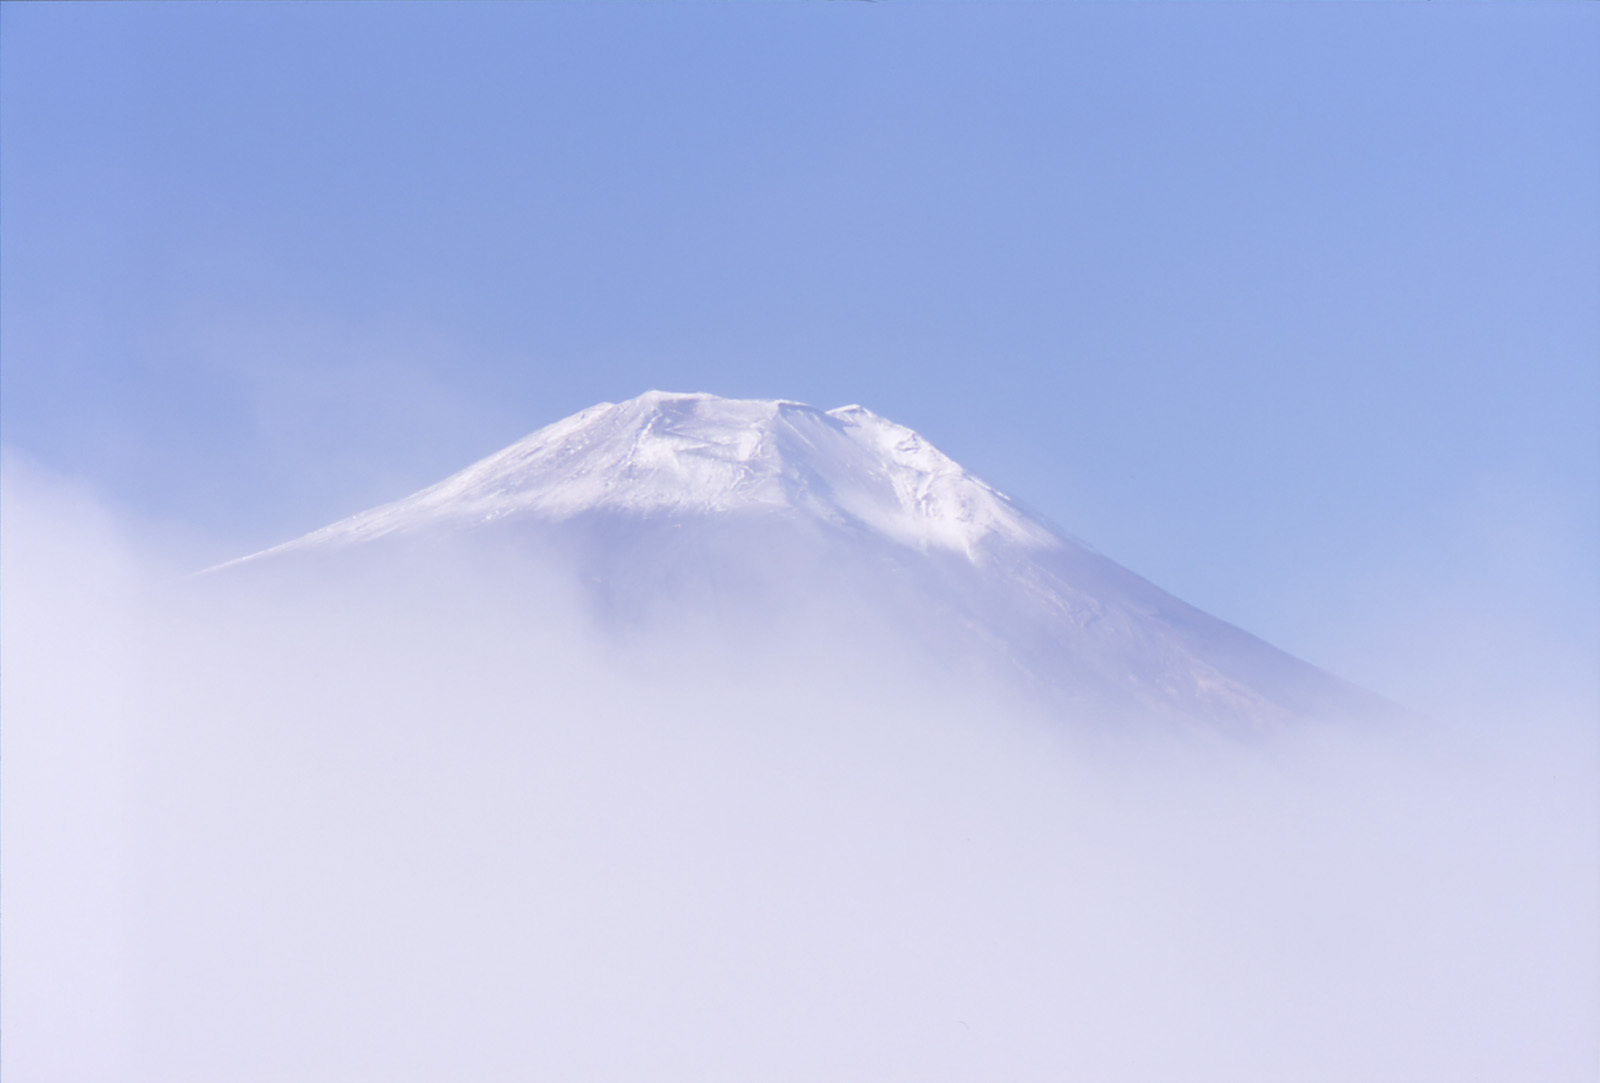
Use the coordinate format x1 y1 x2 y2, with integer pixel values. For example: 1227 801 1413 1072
256 391 1058 561
214 390 1395 731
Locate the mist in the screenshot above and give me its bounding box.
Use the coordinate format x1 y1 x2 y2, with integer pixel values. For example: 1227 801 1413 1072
4 458 1596 1083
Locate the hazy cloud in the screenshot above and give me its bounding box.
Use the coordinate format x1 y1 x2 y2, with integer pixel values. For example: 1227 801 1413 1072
3 460 1596 1082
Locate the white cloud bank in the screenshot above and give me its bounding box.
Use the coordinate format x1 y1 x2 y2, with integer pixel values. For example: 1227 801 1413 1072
3 457 1596 1083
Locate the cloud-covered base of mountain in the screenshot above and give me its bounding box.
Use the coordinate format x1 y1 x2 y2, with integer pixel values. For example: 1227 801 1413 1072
4 460 1596 1083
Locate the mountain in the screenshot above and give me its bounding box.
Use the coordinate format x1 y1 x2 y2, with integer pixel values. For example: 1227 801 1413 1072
221 390 1391 733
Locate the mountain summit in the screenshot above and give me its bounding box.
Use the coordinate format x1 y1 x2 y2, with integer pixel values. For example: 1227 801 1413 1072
248 390 1057 561
227 391 1391 733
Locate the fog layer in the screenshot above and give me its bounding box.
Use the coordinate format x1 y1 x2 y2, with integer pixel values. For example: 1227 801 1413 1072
4 460 1596 1082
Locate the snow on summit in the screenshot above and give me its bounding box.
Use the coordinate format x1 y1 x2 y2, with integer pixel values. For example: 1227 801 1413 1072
261 391 1059 560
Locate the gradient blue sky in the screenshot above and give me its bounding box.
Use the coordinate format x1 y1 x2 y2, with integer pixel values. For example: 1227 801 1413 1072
3 2 1596 715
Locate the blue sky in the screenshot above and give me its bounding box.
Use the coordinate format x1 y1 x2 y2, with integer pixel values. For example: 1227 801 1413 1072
3 2 1596 715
